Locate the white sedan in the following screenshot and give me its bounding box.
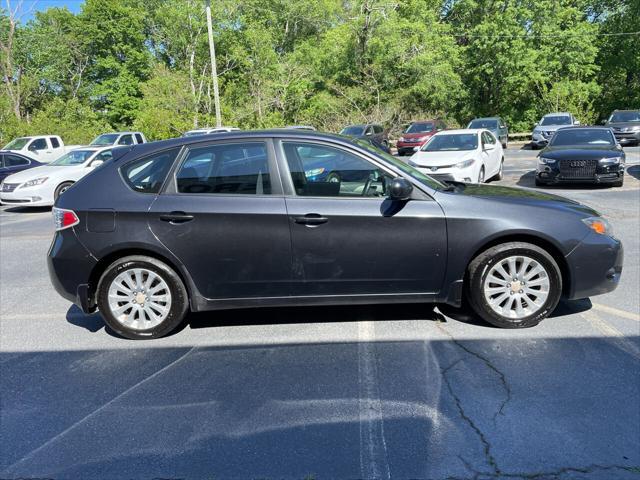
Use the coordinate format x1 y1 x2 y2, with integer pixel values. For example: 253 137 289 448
408 129 504 184
0 147 112 207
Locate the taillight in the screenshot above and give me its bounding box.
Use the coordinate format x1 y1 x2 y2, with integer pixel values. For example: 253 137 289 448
53 207 80 231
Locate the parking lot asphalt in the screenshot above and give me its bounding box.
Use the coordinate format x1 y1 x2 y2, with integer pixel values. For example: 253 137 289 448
1 146 639 479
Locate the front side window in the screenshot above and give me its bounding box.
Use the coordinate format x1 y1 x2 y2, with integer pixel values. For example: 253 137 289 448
283 142 392 198
91 150 113 165
50 149 96 166
4 155 30 167
482 132 496 145
29 138 48 151
121 148 180 194
134 133 144 144
422 134 478 152
118 135 134 145
176 142 270 195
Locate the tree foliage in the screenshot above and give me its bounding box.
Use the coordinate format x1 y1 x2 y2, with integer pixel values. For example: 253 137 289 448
0 0 637 145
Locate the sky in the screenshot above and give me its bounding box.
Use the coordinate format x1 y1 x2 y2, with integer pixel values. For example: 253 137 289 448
8 0 83 22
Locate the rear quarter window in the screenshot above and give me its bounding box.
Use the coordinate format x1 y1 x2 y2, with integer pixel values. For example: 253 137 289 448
120 148 180 194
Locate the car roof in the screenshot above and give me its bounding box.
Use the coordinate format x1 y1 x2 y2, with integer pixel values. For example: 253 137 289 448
114 129 372 161
435 129 482 135
552 126 611 131
611 109 640 113
543 112 572 117
470 117 500 121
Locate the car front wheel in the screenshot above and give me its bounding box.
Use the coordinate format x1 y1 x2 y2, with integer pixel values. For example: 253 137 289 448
96 255 189 339
466 242 562 328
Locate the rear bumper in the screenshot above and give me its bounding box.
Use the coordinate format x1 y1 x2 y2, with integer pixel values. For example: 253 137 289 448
565 232 623 300
47 229 97 312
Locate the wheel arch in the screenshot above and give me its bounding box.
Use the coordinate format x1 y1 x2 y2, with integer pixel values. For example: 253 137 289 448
465 233 571 296
88 247 199 311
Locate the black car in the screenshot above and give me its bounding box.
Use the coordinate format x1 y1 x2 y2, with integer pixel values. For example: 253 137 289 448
0 151 42 182
604 110 640 146
48 130 622 339
535 127 625 187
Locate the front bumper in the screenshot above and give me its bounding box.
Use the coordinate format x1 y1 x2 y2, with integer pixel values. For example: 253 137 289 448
415 166 475 183
0 188 53 207
536 162 624 185
397 142 425 156
48 229 98 312
565 232 623 299
613 131 640 145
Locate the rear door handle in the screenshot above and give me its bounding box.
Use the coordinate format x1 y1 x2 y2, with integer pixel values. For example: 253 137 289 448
159 211 194 224
294 214 328 226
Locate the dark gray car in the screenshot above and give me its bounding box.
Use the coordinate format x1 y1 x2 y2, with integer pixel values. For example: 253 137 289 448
604 110 640 146
48 130 622 339
467 117 509 148
339 124 388 147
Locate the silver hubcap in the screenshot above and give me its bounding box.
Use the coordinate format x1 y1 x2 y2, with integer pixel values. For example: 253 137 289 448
479 169 485 183
107 268 172 330
483 255 551 320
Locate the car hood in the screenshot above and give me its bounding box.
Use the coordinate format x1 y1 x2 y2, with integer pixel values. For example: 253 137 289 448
411 150 475 167
444 183 599 216
540 146 623 160
402 132 435 139
2 165 80 184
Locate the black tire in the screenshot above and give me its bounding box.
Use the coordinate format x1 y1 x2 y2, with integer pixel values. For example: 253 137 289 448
494 158 504 181
327 172 341 183
612 178 624 187
466 242 562 329
54 181 74 201
502 141 508 149
535 177 546 187
96 255 189 340
530 144 539 150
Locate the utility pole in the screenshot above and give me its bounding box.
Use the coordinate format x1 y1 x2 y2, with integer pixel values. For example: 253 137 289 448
205 0 222 127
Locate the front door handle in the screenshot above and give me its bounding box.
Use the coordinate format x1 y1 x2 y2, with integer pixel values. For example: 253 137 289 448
159 211 194 224
294 214 328 226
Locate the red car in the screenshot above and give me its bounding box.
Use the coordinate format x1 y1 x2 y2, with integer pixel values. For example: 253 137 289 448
396 120 447 156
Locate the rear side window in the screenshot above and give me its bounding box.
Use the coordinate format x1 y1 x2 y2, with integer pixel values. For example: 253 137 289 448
121 148 180 194
134 133 144 144
50 137 60 148
176 142 270 195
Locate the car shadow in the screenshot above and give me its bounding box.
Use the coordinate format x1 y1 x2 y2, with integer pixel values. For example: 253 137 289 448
66 298 596 337
627 165 640 180
2 206 51 214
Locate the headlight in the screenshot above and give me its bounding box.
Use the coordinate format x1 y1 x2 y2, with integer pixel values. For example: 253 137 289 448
629 125 640 132
538 157 556 164
582 217 613 236
417 136 430 142
398 137 405 142
599 157 621 165
19 177 48 188
455 159 475 169
304 167 325 177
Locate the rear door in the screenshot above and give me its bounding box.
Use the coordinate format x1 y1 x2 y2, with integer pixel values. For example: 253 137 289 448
148 139 292 299
2 154 32 179
276 139 447 297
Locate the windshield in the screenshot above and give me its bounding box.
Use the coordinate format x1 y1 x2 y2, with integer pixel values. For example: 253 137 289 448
353 138 445 190
90 134 119 145
550 129 615 147
50 149 96 166
340 125 366 136
540 116 572 126
468 119 499 129
422 134 478 151
406 123 434 134
4 138 30 150
609 111 640 123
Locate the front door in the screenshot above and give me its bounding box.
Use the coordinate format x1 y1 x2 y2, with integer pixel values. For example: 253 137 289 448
148 140 292 299
277 140 447 297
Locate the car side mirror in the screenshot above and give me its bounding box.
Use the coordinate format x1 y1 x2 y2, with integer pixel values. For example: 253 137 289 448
90 160 104 168
574 121 580 125
388 177 413 201
366 131 372 136
601 119 607 125
413 146 419 152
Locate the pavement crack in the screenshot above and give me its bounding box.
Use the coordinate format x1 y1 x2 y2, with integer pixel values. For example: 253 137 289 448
437 323 512 422
442 361 501 476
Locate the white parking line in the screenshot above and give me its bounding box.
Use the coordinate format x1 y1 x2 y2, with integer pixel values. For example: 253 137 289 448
592 303 640 322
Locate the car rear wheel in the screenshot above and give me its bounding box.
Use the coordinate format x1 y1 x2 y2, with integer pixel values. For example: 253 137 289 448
494 158 504 181
466 242 562 328
54 182 74 201
97 255 189 339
